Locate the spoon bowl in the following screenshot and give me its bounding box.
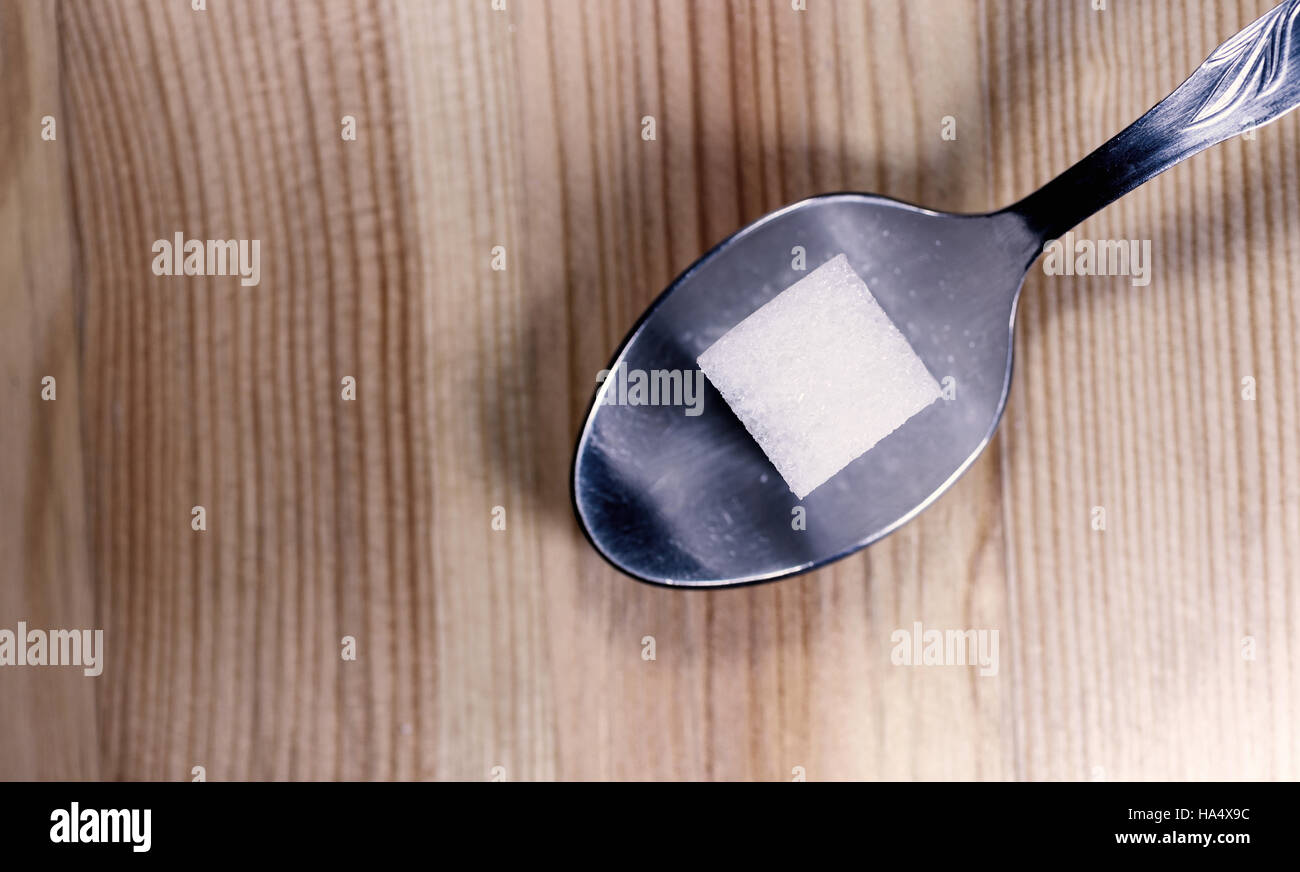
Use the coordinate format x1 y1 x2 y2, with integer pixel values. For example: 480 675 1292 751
572 195 1041 586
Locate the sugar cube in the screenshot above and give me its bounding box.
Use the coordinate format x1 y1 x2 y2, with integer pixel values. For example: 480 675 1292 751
697 253 941 499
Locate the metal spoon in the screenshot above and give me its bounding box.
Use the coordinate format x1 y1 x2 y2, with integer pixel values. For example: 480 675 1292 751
573 0 1300 587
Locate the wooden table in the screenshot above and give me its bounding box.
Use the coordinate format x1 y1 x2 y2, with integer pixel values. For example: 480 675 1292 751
1 0 1295 780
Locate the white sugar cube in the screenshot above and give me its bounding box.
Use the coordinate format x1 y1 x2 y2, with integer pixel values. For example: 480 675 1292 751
697 253 941 499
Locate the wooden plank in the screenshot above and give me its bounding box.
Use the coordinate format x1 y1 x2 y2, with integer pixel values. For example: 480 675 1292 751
391 0 1005 781
989 0 1298 778
0 0 99 780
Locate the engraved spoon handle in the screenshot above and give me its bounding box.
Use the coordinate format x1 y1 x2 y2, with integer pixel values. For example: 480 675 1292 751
1008 0 1300 242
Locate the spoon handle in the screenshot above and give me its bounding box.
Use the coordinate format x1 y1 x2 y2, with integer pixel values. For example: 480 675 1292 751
1007 0 1300 242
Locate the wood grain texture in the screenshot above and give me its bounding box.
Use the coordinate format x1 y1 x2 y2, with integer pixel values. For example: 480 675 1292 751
0 0 98 780
0 0 1294 780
